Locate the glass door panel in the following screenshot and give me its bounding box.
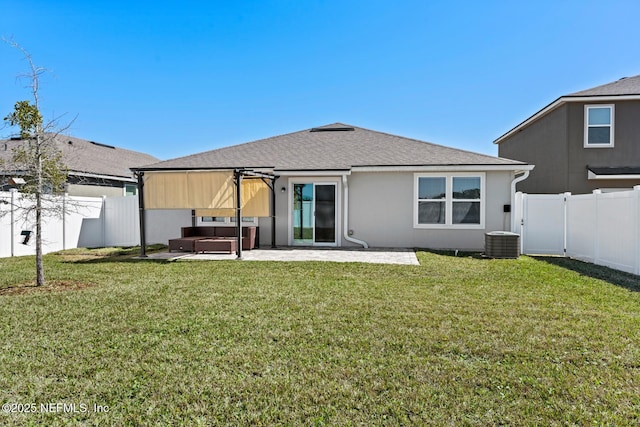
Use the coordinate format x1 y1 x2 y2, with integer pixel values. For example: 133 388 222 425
292 183 337 245
293 183 313 244
314 184 336 243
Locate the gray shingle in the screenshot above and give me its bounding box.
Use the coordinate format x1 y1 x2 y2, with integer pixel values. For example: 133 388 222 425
567 74 640 97
0 134 158 179
139 123 524 171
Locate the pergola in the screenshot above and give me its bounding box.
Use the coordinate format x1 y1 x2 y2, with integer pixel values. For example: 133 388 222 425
132 168 278 259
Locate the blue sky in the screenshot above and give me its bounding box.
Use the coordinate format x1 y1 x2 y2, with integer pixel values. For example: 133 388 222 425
2 0 640 161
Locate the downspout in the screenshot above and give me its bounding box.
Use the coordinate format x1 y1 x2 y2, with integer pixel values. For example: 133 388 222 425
510 170 530 233
341 175 369 248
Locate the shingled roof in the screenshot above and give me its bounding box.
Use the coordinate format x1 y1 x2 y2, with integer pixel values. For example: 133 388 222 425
495 74 640 144
0 134 158 180
137 123 525 172
566 74 640 97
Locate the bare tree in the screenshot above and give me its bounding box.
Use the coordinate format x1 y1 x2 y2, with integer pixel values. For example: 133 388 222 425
2 40 69 286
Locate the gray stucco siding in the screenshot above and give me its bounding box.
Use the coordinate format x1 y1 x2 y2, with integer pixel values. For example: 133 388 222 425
498 105 569 194
347 171 513 250
263 171 514 250
499 100 640 194
566 101 640 193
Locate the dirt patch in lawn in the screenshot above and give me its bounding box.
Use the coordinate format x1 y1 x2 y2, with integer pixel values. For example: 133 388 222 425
0 280 95 296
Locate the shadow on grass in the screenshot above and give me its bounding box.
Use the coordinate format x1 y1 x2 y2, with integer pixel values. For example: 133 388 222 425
418 249 485 259
533 256 640 292
57 245 170 265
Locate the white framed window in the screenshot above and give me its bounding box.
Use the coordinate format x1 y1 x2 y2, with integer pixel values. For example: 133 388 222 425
584 104 614 147
124 184 137 196
414 173 485 229
199 216 257 225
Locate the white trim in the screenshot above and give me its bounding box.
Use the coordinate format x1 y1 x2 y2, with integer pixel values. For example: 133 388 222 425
494 94 640 144
588 170 640 180
353 165 533 173
276 170 351 177
413 172 486 229
584 104 614 148
69 171 137 183
287 177 341 246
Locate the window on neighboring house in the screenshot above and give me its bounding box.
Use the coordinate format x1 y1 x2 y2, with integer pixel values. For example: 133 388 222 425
585 105 614 147
124 184 137 196
415 173 484 228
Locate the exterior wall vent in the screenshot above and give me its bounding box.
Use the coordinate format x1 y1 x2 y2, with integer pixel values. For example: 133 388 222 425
484 231 520 258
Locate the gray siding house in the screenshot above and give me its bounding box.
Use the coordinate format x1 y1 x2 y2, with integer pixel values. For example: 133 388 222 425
1 134 159 197
138 124 532 251
496 75 640 194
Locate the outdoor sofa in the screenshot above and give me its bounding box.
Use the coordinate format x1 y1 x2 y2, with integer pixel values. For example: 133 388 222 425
168 226 257 253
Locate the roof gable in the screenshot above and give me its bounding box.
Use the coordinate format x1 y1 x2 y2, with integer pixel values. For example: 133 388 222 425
495 74 640 144
139 123 525 172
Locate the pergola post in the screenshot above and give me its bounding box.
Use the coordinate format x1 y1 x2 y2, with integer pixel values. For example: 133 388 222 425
235 169 243 260
136 171 147 257
271 180 277 248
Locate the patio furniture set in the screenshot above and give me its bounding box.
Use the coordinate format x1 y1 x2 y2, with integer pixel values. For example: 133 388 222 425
168 226 258 254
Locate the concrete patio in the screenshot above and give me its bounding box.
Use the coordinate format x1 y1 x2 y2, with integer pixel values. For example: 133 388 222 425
142 248 420 265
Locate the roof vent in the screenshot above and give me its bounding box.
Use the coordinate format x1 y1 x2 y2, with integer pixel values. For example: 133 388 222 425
90 141 115 149
68 140 73 145
310 127 355 132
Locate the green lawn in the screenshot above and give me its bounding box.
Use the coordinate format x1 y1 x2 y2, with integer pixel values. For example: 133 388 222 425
0 248 638 426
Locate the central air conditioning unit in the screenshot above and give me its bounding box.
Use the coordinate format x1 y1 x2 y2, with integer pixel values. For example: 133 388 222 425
484 231 520 259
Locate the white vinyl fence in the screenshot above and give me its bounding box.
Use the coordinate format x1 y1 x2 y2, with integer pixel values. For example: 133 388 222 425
0 190 191 258
515 187 640 275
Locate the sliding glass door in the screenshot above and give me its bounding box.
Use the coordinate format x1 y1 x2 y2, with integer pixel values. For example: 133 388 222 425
292 183 336 245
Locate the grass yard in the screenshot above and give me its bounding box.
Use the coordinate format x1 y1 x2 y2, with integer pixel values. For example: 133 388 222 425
0 248 639 426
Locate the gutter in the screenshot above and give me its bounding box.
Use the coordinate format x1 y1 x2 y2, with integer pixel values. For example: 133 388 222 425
341 175 369 248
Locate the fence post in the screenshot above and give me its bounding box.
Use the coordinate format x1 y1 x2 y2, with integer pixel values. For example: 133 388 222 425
10 189 16 257
101 195 107 247
593 189 601 267
634 186 640 275
62 193 67 250
520 193 527 255
563 192 571 257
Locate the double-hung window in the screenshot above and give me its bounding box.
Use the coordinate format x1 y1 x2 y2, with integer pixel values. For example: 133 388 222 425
584 105 614 147
414 173 484 228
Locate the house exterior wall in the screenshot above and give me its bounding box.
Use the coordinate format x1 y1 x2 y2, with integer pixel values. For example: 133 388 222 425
566 101 640 193
66 183 125 197
266 170 515 251
499 100 640 194
498 105 569 194
347 171 513 250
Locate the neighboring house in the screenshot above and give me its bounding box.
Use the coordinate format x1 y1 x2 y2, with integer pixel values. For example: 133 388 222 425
496 75 640 194
136 123 532 250
0 134 159 197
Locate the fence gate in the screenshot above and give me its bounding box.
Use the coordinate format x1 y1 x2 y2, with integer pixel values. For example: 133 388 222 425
521 193 566 256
